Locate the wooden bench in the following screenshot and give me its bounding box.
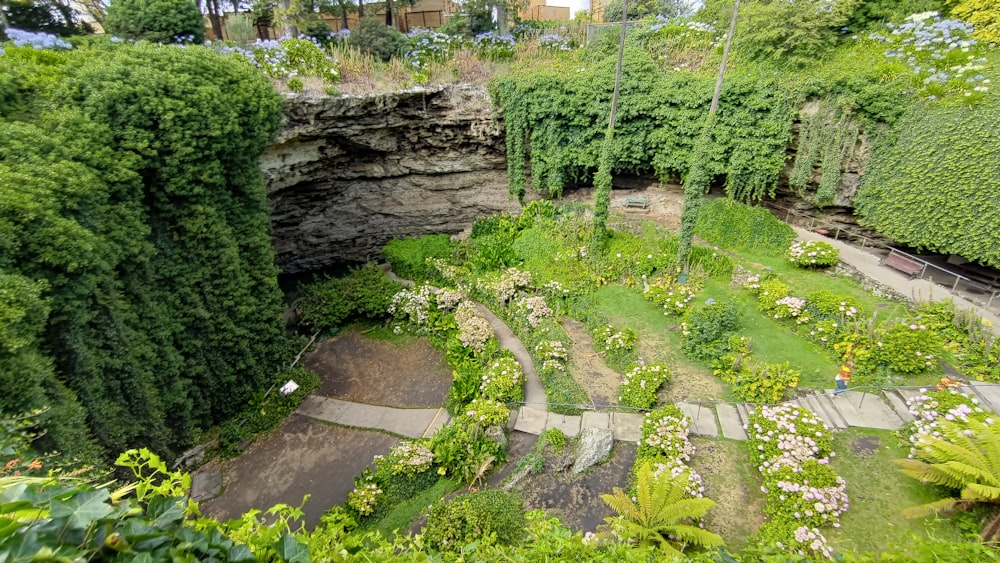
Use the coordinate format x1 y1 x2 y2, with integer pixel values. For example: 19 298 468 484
880 251 924 279
624 196 648 210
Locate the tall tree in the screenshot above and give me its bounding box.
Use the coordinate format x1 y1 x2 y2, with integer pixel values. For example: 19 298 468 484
676 0 739 274
590 0 628 248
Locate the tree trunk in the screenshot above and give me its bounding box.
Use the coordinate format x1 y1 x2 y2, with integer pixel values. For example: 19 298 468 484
676 0 740 274
358 0 364 17
496 2 508 35
208 0 224 41
385 0 393 27
589 0 628 248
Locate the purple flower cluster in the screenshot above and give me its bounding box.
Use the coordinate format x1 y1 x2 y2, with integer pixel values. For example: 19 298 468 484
904 388 990 456
748 405 847 559
872 11 991 101
405 28 455 70
472 31 515 62
3 28 72 50
537 34 571 51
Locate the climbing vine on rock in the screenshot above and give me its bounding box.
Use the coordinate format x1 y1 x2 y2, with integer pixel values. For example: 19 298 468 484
856 99 1000 268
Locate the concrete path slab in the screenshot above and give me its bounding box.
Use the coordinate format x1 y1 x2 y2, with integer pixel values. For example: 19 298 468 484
611 412 644 442
296 396 442 439
545 413 582 438
735 403 754 426
716 404 748 440
422 408 451 438
513 406 547 435
828 392 868 428
581 411 611 430
802 394 848 430
882 390 915 422
834 391 904 430
967 383 1000 415
677 402 719 437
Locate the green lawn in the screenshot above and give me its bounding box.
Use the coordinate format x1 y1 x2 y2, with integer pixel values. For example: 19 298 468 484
825 428 966 553
365 478 461 539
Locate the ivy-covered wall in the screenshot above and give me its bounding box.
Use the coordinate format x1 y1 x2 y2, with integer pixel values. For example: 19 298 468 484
0 42 290 460
856 99 1000 268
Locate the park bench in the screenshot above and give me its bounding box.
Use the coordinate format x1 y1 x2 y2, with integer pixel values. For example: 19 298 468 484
624 195 648 210
880 251 924 279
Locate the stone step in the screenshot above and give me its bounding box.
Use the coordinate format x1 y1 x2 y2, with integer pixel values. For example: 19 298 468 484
735 403 754 427
513 405 547 435
715 403 748 441
802 393 848 430
611 411 644 442
581 410 611 431
882 390 915 423
677 402 719 437
545 413 582 438
827 391 868 428
965 383 1000 415
833 391 904 430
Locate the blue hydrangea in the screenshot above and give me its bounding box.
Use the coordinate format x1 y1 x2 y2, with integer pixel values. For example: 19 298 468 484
4 28 72 50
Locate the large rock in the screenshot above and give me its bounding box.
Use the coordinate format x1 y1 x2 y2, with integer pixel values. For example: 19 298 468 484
263 85 517 274
572 427 614 474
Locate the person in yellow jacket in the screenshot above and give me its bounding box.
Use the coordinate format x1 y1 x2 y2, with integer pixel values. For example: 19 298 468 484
835 360 853 395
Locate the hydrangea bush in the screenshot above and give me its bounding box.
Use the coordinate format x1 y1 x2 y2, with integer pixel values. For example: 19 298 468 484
217 37 339 84
4 28 72 50
871 321 942 375
534 339 568 375
481 355 524 402
904 388 991 456
643 275 703 316
537 34 571 51
512 295 553 328
458 398 510 428
618 363 671 409
472 31 515 62
787 240 838 268
389 441 434 476
347 479 384 516
405 28 455 69
747 405 847 560
636 405 705 499
454 300 493 353
871 11 991 103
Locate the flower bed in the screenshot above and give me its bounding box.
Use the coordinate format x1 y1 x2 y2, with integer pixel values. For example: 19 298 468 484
747 404 847 559
787 240 838 268
903 388 991 455
635 405 705 499
481 355 524 403
618 363 671 409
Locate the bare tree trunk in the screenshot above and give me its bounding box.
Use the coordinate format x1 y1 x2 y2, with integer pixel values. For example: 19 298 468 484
496 2 508 35
358 0 364 17
676 0 740 274
385 0 393 27
208 0 225 40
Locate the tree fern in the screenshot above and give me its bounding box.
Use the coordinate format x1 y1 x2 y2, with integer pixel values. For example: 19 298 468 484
895 417 1000 539
600 462 724 555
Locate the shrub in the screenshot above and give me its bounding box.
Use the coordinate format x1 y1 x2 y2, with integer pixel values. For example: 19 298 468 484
224 12 255 47
756 278 791 316
429 421 507 482
804 290 862 321
596 324 638 371
349 18 405 61
787 240 839 268
384 234 455 281
388 441 434 477
405 28 456 69
105 0 205 43
619 363 671 409
681 302 741 361
347 479 384 516
424 489 526 552
694 198 795 256
872 321 942 375
472 31 515 62
481 354 524 403
729 361 801 404
298 264 401 330
643 274 703 316
454 300 493 353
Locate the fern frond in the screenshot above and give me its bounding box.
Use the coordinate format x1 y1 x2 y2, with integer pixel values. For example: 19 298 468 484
654 497 718 523
895 458 966 489
901 497 960 519
962 483 1000 503
660 523 726 549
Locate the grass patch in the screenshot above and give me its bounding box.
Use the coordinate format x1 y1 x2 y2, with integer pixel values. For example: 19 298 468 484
689 436 764 551
366 477 461 539
825 428 966 553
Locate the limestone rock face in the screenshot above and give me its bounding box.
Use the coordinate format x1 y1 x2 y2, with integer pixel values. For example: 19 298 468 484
263 85 515 274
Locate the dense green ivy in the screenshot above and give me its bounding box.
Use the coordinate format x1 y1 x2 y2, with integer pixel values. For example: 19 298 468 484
0 42 290 460
856 98 1000 268
491 47 798 204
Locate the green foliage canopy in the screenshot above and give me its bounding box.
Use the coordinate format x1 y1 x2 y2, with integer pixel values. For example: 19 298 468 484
0 41 290 459
855 99 1000 268
105 0 206 44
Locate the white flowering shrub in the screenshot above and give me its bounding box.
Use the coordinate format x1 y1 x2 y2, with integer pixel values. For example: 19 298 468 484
535 339 568 376
347 479 384 516
871 11 991 103
481 355 524 402
773 296 810 324
636 405 705 499
389 441 435 476
871 321 942 375
454 301 493 353
904 388 991 456
458 398 510 428
618 363 671 409
787 240 838 268
477 267 532 304
643 275 703 316
435 289 464 310
389 285 434 329
512 295 553 328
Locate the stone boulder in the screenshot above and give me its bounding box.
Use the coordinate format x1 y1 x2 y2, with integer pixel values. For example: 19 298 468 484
572 427 614 474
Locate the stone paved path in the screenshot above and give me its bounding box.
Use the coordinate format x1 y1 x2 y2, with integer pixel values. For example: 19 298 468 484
296 395 450 438
793 227 1000 333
